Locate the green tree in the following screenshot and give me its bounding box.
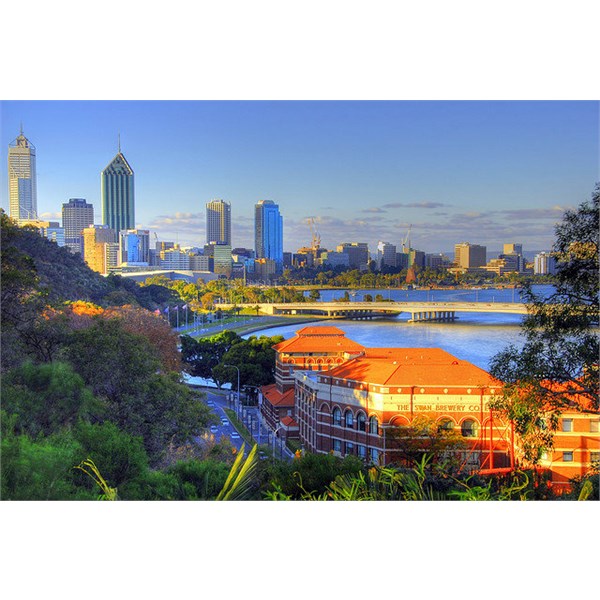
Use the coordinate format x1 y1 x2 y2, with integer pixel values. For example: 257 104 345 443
73 422 149 488
2 361 104 437
490 185 599 462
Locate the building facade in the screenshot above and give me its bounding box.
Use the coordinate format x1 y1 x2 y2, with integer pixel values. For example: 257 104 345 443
337 242 370 271
454 242 487 269
101 147 135 236
206 199 231 245
118 229 150 265
377 241 397 269
82 225 118 275
8 129 37 223
255 200 283 272
534 251 557 275
62 198 94 254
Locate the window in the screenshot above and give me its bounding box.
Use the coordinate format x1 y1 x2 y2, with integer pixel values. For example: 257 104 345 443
562 419 573 432
357 445 366 459
562 451 573 462
370 448 380 465
333 407 341 426
345 442 354 455
344 410 353 428
461 419 478 438
356 412 366 432
332 439 341 453
369 416 379 435
439 419 454 432
590 452 600 463
590 419 599 433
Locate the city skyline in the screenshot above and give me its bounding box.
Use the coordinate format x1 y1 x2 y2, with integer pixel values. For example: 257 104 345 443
1 101 598 254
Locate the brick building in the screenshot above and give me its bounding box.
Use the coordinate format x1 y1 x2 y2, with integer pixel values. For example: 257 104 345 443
259 326 599 489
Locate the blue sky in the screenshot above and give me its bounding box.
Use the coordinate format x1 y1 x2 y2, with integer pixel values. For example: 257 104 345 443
1 100 598 255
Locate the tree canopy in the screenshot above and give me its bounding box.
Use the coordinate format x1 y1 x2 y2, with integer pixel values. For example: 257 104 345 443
490 184 599 461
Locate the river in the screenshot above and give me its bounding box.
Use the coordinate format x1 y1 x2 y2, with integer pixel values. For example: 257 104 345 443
242 286 553 371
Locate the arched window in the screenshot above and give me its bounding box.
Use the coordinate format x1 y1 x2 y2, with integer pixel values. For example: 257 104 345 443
461 419 478 438
356 412 366 432
369 416 379 435
333 407 342 426
344 410 353 428
439 419 454 433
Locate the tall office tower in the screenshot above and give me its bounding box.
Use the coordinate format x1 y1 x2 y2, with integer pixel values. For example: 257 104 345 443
454 242 487 268
255 200 283 272
40 222 65 247
83 225 117 275
8 128 37 223
337 242 370 271
62 198 94 254
101 142 135 237
376 241 397 269
119 229 150 265
206 199 231 245
534 251 557 275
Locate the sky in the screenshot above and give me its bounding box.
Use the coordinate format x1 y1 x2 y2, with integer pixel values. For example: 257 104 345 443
2 100 598 257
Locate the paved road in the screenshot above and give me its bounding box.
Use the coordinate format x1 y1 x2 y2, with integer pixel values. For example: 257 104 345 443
198 387 293 460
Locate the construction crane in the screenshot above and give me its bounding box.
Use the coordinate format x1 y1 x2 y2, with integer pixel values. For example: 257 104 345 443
401 224 412 252
308 216 321 251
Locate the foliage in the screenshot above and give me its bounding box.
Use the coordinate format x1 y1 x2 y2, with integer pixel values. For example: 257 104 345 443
1 361 104 437
384 415 467 473
216 443 259 501
264 451 365 499
73 458 118 500
0 419 94 500
490 185 599 462
73 422 149 488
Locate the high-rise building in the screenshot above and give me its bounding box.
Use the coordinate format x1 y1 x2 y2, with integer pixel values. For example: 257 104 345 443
62 198 94 254
337 242 370 271
454 242 486 269
101 143 135 237
8 128 37 223
82 225 118 275
119 229 150 265
503 243 523 256
40 222 65 247
376 241 397 270
206 199 231 245
255 200 283 272
534 251 557 275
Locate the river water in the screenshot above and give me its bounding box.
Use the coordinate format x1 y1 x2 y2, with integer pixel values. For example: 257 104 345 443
243 286 553 372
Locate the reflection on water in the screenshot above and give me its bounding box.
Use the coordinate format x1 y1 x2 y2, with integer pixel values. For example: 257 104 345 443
244 286 549 371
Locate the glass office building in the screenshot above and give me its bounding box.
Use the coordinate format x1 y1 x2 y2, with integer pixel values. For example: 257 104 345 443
101 147 135 236
255 200 283 272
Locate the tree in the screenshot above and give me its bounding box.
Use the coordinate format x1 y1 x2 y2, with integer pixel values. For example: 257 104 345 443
2 361 104 437
490 185 599 462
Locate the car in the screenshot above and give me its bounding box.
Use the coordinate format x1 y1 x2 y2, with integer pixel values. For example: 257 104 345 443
210 425 218 433
207 401 215 407
230 432 240 439
221 419 229 427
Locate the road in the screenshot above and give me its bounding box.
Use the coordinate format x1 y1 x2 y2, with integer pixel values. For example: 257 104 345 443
198 387 294 460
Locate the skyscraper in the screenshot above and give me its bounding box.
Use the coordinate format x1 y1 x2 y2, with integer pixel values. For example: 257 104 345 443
255 200 283 272
454 242 486 268
62 198 94 254
82 225 118 275
8 128 37 223
101 142 134 237
206 199 231 245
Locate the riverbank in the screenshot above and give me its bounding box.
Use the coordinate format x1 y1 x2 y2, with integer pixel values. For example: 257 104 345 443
180 315 328 339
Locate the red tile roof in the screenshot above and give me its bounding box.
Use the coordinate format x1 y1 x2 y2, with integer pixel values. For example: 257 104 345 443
325 347 500 388
273 326 365 353
261 383 295 406
280 416 298 428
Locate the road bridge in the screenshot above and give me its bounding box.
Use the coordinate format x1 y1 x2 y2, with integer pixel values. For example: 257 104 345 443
218 301 528 323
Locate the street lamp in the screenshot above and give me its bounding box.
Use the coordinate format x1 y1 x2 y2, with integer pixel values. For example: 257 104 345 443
224 364 240 419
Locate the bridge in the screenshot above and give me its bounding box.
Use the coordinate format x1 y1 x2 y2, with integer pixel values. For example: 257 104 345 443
218 301 528 323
